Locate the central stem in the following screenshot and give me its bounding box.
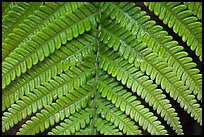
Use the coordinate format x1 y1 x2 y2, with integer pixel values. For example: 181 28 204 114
91 4 101 134
91 23 101 135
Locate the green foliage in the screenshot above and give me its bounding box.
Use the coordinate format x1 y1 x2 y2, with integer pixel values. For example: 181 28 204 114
183 2 202 20
144 2 202 61
2 2 202 135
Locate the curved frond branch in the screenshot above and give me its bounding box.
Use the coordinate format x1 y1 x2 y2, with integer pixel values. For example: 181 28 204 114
2 2 64 61
2 2 88 61
48 108 92 135
16 84 93 135
2 2 43 42
95 117 122 135
21 2 89 44
2 2 12 17
99 45 201 129
98 17 201 103
97 97 142 135
97 70 167 135
2 3 100 88
101 45 183 134
144 2 202 61
183 2 202 20
2 61 95 132
100 2 202 101
2 2 202 135
2 34 96 111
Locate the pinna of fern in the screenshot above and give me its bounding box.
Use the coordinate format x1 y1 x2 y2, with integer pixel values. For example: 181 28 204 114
98 3 202 125
2 2 202 135
144 2 202 61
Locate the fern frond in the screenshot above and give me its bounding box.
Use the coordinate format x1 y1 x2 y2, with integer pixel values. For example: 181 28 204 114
144 2 202 61
98 17 201 102
95 117 122 135
74 127 92 135
96 97 142 135
99 45 184 133
2 34 96 111
2 2 64 61
2 2 100 88
2 61 95 132
183 2 202 20
2 2 12 17
2 2 202 135
2 2 43 41
21 2 89 43
98 19 143 67
97 70 167 135
48 108 92 135
101 2 202 101
16 84 93 135
2 2 91 62
99 14 202 111
99 44 202 126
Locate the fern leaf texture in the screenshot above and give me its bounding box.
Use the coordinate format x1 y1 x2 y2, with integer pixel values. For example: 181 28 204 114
2 2 202 135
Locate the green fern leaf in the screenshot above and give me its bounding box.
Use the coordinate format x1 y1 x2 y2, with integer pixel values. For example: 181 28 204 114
2 2 12 17
48 108 92 135
99 44 201 126
74 125 92 135
101 2 202 99
2 33 96 111
2 2 202 135
144 2 202 61
2 60 95 132
2 2 43 42
97 70 167 135
97 97 142 135
95 117 123 135
2 2 99 88
183 2 202 20
16 84 93 135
